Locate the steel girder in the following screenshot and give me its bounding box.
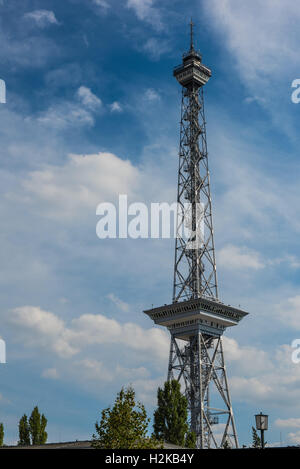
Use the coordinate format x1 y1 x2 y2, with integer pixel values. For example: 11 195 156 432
173 86 218 303
167 332 238 449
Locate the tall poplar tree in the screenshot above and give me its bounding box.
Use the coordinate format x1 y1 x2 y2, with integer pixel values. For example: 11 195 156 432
40 414 48 444
0 422 4 446
29 406 48 445
153 380 192 447
18 414 30 446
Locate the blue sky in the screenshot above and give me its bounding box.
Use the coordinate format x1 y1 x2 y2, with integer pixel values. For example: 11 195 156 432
1 0 300 447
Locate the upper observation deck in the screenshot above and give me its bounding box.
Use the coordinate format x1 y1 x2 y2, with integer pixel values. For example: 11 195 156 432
144 297 248 340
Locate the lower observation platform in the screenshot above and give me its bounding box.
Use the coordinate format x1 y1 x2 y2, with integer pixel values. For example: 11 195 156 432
144 297 248 340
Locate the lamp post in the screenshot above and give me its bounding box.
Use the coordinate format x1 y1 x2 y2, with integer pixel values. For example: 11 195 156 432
255 412 268 449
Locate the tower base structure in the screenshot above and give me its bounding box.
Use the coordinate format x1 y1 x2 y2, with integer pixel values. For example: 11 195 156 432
144 298 248 448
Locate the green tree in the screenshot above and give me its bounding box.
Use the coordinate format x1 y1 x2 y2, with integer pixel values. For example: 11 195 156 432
0 423 4 446
92 386 161 449
252 426 261 448
18 414 30 446
153 380 189 447
29 406 48 445
222 439 231 449
185 431 196 448
40 414 48 444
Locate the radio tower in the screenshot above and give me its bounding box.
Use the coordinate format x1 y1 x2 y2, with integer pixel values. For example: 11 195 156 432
144 21 248 449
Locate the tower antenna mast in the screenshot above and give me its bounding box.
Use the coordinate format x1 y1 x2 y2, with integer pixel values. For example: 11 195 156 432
190 18 194 50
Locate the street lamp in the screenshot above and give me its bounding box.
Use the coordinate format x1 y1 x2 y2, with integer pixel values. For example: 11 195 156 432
255 412 268 449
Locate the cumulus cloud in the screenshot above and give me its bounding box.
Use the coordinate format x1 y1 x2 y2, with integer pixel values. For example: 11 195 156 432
110 101 122 113
0 30 60 68
17 145 175 223
229 376 272 401
218 245 264 270
68 313 169 358
209 126 300 251
275 418 300 428
277 295 300 330
8 304 300 414
143 38 170 60
36 104 95 128
24 10 59 28
127 0 162 30
9 306 78 358
223 337 272 374
92 0 110 8
203 0 300 139
76 86 102 110
144 88 160 101
34 86 102 129
287 431 300 445
223 337 300 410
8 305 169 361
21 152 140 219
6 304 169 402
204 0 300 83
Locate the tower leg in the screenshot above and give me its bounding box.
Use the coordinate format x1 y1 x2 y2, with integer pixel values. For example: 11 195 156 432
167 333 239 449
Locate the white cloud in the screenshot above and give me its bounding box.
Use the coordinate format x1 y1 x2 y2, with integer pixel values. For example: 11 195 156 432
131 376 164 405
110 101 122 113
204 0 300 83
8 305 169 362
287 431 300 445
9 303 300 414
73 359 149 385
107 293 129 312
6 304 170 403
69 360 160 404
218 245 264 270
223 337 300 410
277 295 300 330
275 418 300 429
73 359 113 382
288 431 300 445
244 96 266 105
0 30 59 68
208 110 300 240
9 306 78 358
206 1 300 139
223 337 273 374
127 0 162 30
34 86 102 129
267 255 300 269
144 88 160 101
36 103 95 128
203 0 300 140
76 86 102 110
17 145 175 223
24 10 59 28
92 0 110 8
143 38 170 60
229 376 272 401
21 152 140 219
68 314 169 359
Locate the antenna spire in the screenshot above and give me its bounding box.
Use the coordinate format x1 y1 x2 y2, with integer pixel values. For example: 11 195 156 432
190 18 194 51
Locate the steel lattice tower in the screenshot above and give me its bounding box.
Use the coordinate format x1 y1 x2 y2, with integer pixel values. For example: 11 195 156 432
144 22 248 449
